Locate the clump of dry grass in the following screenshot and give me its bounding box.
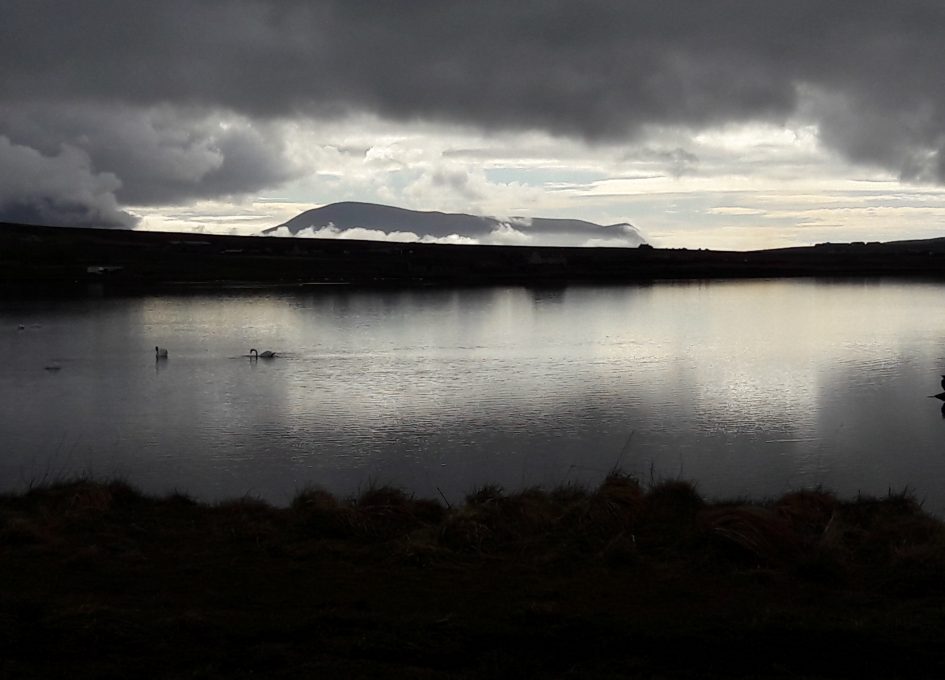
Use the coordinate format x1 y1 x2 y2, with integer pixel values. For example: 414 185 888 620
818 490 945 594
291 485 353 538
644 480 704 520
437 474 646 559
439 485 562 553
0 516 50 547
549 482 590 506
557 473 644 556
465 484 504 507
210 496 287 547
291 483 447 541
630 479 705 553
0 479 148 549
821 491 930 563
701 505 803 566
350 483 445 539
20 478 144 516
690 487 945 591
773 488 838 537
7 474 945 597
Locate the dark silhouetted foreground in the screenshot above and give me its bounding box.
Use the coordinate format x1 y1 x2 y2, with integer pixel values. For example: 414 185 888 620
4 221 945 293
2 474 945 678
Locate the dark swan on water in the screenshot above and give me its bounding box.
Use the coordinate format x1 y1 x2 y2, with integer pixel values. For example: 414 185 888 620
249 348 277 359
930 375 945 400
155 346 168 358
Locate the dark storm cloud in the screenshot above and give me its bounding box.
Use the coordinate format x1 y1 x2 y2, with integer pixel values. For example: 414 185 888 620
630 148 701 179
1 104 297 204
0 0 805 131
4 1 945 225
0 135 136 228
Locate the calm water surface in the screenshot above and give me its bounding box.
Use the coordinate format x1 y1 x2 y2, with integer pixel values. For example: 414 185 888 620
3 280 945 511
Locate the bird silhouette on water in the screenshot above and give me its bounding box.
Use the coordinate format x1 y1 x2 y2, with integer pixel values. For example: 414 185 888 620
931 375 945 401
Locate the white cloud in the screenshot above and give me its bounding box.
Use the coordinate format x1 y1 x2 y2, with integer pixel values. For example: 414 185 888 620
267 222 480 246
419 234 478 245
707 207 768 216
134 198 310 235
305 225 419 242
485 223 533 245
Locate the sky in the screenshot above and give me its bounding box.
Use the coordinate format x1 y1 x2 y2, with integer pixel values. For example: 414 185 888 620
4 1 945 250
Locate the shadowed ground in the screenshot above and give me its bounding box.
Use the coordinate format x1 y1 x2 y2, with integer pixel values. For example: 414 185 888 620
2 474 944 678
5 221 945 293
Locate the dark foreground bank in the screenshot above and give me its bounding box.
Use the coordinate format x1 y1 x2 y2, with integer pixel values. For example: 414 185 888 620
2 475 945 678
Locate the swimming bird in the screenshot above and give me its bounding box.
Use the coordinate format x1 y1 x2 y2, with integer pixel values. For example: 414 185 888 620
249 348 277 359
941 375 945 391
155 346 168 358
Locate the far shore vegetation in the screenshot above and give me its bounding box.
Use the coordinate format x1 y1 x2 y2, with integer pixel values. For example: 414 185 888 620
3 472 945 678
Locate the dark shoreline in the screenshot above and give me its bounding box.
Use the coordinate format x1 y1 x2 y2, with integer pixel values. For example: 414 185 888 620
3 474 945 678
4 220 945 294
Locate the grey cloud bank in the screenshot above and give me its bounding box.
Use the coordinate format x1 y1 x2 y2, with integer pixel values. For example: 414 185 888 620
3 1 945 230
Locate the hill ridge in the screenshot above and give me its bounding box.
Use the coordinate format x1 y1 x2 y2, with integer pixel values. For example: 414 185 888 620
264 201 646 246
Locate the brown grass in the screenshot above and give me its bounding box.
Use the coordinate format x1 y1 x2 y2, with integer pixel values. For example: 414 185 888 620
3 476 945 677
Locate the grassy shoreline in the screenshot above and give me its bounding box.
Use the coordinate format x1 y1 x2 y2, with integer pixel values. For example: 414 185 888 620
3 474 945 678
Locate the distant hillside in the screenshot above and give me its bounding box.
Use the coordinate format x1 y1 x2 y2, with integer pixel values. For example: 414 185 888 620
3 220 945 292
264 201 647 247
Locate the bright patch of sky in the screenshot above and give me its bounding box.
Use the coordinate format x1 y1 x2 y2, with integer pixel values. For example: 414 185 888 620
133 117 945 251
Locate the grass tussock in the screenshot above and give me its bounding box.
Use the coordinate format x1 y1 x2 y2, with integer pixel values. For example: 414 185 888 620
5 474 945 677
22 478 145 515
4 475 945 581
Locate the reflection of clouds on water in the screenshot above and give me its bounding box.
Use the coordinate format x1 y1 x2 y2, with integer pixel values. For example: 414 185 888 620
810 356 945 512
6 281 945 509
689 368 817 436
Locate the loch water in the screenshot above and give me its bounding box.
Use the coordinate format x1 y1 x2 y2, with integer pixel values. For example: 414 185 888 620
3 279 945 512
